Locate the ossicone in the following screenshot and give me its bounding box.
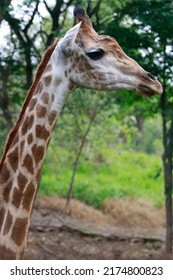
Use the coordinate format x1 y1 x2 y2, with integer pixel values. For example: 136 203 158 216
73 5 86 18
73 5 92 28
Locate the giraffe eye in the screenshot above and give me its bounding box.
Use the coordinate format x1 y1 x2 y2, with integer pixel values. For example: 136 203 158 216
86 48 105 60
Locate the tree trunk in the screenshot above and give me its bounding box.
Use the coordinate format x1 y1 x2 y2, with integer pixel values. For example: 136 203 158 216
165 187 173 252
136 113 143 134
162 147 173 252
135 112 144 146
66 113 96 205
0 66 13 130
161 86 173 253
25 44 33 88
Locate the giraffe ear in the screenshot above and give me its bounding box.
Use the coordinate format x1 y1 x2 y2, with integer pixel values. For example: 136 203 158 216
59 22 81 56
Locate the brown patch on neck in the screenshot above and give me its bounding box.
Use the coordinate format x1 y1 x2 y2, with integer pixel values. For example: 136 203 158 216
35 125 50 141
0 245 16 260
0 39 59 171
17 172 28 191
7 147 19 172
0 163 10 184
3 180 13 202
3 210 13 235
12 188 22 208
22 154 34 175
0 207 5 232
32 145 45 165
11 217 28 246
22 182 35 211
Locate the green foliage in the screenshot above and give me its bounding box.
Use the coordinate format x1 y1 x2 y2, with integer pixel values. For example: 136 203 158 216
135 116 163 155
39 143 164 208
0 119 9 155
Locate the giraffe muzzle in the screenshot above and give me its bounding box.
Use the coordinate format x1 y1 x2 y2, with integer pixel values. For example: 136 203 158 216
137 71 163 96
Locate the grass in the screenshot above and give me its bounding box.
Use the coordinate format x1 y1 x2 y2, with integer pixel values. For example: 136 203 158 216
39 146 164 208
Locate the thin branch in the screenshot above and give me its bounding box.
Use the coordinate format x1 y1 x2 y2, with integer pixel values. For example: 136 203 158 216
88 0 102 18
23 1 39 33
66 112 97 206
43 0 53 16
0 0 12 24
10 29 17 57
4 13 27 45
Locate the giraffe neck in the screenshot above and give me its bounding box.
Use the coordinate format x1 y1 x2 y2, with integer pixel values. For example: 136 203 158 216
0 47 72 259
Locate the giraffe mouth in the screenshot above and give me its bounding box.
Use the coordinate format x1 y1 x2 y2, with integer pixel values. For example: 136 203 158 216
136 72 163 96
137 83 163 97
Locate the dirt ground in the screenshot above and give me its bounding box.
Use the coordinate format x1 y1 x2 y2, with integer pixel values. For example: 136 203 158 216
24 196 173 260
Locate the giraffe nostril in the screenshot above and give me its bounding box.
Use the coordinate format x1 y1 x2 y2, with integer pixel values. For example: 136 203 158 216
147 72 157 81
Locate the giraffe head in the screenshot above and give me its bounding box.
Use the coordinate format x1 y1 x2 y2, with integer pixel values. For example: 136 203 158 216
58 6 162 96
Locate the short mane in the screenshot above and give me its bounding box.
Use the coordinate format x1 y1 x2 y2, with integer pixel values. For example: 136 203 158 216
0 39 59 171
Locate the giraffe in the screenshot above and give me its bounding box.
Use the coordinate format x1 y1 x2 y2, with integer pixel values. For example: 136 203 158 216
0 6 162 259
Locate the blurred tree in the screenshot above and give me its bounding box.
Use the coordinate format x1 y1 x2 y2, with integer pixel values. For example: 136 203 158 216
105 0 173 253
0 65 13 129
0 0 40 87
